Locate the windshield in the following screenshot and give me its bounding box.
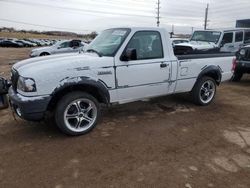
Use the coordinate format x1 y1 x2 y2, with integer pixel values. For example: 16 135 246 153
191 31 221 44
85 28 130 56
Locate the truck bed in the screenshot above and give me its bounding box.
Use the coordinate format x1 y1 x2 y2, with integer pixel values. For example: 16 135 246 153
177 52 235 60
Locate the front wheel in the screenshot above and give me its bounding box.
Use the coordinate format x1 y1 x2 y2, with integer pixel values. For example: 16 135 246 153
191 76 217 106
55 91 100 136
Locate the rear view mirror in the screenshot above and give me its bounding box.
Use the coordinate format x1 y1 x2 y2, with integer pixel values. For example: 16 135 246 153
121 48 137 61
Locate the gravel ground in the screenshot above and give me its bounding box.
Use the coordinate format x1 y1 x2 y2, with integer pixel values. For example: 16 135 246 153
0 48 250 188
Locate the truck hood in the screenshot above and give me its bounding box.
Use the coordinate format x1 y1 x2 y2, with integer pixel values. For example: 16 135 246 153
13 52 114 77
175 41 218 50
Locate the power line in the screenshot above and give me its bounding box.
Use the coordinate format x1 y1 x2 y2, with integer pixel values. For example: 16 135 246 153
0 18 91 32
45 0 154 15
105 0 154 6
0 0 154 18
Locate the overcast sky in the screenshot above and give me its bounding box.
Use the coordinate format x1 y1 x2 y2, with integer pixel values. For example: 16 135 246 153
0 0 250 34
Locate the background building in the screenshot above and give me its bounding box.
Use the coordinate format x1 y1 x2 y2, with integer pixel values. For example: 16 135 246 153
236 19 250 28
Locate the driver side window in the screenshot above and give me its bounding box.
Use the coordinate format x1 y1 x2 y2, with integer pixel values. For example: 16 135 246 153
126 31 164 60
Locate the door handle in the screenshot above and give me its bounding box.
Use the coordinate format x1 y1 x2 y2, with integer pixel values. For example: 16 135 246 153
160 63 168 68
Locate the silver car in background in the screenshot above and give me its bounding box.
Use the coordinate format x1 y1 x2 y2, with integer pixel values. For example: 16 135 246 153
30 39 87 57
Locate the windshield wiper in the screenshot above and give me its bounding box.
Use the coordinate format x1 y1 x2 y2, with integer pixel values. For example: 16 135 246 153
86 49 102 57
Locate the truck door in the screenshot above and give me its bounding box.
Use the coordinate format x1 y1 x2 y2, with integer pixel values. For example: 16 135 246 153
220 32 234 52
115 31 171 102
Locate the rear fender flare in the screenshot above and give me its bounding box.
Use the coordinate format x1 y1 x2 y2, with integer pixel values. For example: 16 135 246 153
196 65 222 85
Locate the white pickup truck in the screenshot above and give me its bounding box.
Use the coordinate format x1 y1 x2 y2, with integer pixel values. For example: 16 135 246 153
1 27 234 135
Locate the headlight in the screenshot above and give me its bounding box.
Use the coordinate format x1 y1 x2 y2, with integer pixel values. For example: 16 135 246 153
240 49 246 56
17 76 37 92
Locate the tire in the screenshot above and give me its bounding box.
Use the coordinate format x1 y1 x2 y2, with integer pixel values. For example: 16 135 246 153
55 91 100 136
191 76 217 106
40 52 50 56
231 72 243 82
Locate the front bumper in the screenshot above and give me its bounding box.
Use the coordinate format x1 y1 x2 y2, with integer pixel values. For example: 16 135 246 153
29 51 39 58
29 53 37 58
8 87 51 121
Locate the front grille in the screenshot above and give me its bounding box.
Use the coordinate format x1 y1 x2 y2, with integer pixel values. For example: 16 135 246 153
11 69 19 91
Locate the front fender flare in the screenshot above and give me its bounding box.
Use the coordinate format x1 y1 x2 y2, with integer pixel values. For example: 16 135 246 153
51 76 110 104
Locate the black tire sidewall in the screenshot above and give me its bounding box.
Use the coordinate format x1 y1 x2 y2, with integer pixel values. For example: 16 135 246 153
55 91 100 136
192 76 217 106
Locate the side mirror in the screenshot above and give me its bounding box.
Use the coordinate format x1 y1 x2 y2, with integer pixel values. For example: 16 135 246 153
121 48 137 61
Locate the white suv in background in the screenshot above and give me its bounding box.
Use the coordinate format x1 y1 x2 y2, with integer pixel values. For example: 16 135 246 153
174 28 250 55
30 40 87 57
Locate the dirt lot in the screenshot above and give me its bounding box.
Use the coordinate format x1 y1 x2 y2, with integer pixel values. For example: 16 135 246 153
0 48 250 188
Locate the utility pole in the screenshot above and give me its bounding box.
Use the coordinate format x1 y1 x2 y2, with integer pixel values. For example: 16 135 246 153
156 0 160 27
204 3 209 30
170 24 174 38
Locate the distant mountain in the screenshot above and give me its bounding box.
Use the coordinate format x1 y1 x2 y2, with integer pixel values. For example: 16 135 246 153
0 27 98 39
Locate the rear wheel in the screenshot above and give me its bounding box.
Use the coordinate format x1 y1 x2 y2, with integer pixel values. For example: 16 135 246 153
55 92 100 136
191 76 217 106
231 72 243 82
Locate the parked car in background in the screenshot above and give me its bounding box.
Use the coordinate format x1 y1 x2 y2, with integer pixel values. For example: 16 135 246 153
0 40 24 48
231 45 250 81
14 40 37 47
1 27 234 135
30 39 87 57
174 28 250 55
171 38 189 46
24 39 46 46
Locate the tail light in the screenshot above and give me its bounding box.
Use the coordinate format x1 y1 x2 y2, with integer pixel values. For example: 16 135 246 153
232 57 237 72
